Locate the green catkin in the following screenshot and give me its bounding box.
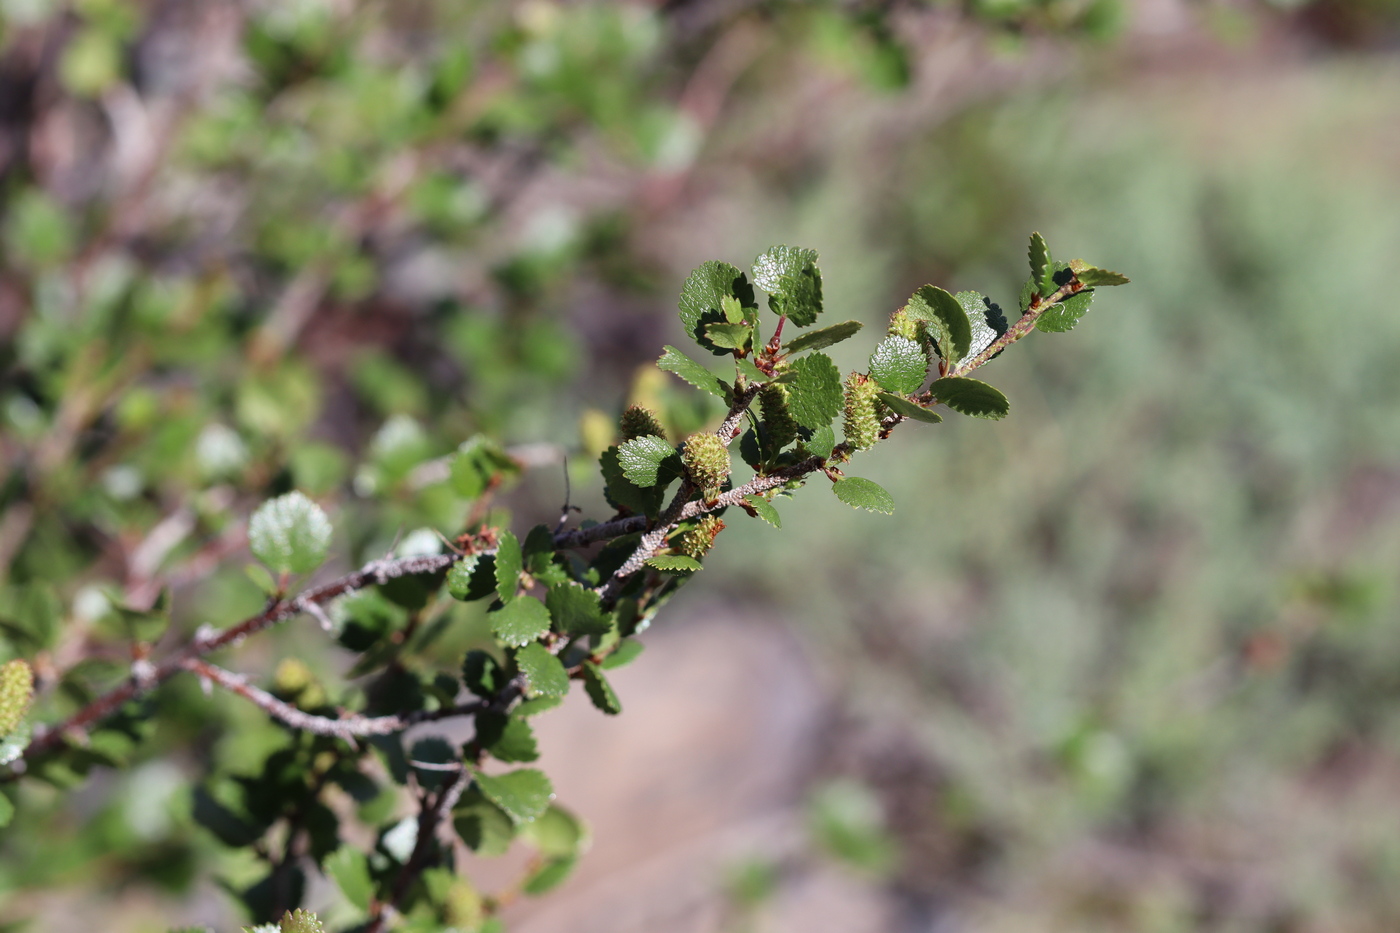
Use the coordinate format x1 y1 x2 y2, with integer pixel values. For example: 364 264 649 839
619 405 666 441
888 306 919 341
759 383 798 452
280 909 326 933
679 515 725 559
680 432 730 498
843 372 882 451
0 660 32 736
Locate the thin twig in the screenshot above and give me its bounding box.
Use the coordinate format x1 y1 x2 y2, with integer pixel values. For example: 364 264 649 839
183 659 487 738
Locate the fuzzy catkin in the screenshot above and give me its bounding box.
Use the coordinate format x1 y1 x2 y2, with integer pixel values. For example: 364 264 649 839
843 372 882 451
679 515 725 559
0 660 32 736
619 405 666 442
681 432 731 495
888 307 920 342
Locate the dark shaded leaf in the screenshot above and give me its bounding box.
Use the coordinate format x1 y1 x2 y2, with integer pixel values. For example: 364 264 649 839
876 392 943 424
581 662 622 715
462 650 503 697
783 320 862 354
521 524 555 573
446 555 485 601
929 377 1010 419
474 712 539 763
678 261 756 356
192 786 261 848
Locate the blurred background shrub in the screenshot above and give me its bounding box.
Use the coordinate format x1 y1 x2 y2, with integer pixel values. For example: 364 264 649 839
3 0 1400 930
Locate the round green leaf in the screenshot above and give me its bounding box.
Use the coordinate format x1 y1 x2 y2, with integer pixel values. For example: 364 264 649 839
617 435 682 488
488 595 551 648
521 804 589 858
868 336 928 395
473 768 554 824
248 491 332 575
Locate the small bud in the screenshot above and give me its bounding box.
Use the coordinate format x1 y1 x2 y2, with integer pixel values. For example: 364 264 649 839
0 659 33 737
681 432 731 498
759 383 798 453
619 405 666 442
888 307 920 342
679 515 725 559
843 372 882 452
280 909 326 933
274 658 326 709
